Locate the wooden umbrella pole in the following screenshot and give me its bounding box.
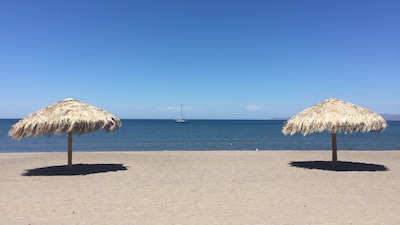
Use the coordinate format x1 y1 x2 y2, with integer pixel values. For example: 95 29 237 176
68 131 72 169
331 132 337 164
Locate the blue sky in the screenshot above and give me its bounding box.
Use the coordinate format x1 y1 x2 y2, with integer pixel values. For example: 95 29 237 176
1 0 399 119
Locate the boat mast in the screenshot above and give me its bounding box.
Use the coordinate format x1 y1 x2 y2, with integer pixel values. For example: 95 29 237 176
180 104 183 119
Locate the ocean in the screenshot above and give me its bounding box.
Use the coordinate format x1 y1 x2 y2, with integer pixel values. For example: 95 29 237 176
1 119 399 152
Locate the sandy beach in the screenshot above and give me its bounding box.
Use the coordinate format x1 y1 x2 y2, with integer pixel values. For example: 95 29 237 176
1 150 399 225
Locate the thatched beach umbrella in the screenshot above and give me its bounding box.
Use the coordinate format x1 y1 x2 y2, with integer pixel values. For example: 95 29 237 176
8 98 122 169
282 98 387 163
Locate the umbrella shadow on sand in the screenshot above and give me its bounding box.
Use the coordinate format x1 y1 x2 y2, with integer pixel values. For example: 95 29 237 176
290 161 388 172
22 163 128 176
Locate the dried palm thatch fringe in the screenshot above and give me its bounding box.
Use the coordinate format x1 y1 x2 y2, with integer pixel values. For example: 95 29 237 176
282 98 387 163
9 98 121 139
8 98 122 169
282 98 387 135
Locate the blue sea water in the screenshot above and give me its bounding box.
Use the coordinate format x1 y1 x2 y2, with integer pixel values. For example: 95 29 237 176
0 119 399 152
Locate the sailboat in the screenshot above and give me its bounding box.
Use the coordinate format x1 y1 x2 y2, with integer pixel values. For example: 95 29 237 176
175 104 186 123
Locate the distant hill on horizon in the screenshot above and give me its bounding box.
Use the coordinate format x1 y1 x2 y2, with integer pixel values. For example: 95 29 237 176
381 114 400 121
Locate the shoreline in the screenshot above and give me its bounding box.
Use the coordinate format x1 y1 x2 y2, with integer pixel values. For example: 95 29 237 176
1 151 399 224
1 148 400 153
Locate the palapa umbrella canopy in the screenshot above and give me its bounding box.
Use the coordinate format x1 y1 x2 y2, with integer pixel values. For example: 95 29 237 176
8 98 122 169
282 98 387 163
